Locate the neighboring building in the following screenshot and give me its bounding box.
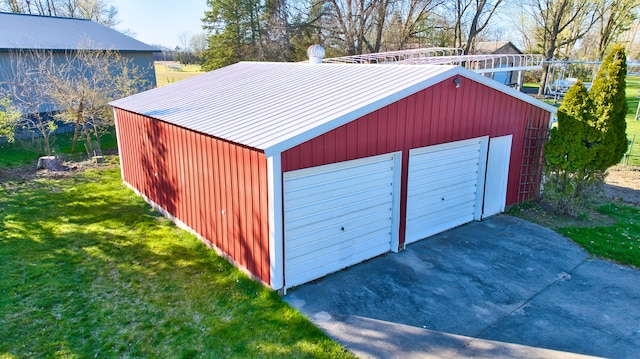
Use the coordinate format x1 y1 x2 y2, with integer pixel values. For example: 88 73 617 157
0 12 158 113
474 41 523 55
473 41 524 88
110 61 556 292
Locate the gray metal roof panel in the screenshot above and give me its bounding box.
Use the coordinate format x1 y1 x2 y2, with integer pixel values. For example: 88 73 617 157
110 62 556 155
0 12 157 52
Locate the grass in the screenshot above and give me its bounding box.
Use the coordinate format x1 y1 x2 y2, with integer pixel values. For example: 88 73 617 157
625 76 640 166
0 162 353 358
558 203 640 268
510 201 640 269
154 62 205 87
0 131 117 169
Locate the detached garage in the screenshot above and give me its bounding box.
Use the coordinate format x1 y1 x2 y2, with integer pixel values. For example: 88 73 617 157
110 60 556 292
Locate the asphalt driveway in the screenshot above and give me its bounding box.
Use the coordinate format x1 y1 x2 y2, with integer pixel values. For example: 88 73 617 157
284 215 640 358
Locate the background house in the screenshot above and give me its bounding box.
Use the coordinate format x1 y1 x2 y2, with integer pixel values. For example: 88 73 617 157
0 12 157 114
473 41 524 88
110 60 556 293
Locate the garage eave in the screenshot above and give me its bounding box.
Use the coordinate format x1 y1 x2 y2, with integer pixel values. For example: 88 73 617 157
264 66 557 157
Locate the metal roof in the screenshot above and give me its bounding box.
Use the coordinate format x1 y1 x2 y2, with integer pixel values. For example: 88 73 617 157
110 62 557 156
0 12 157 52
474 41 522 55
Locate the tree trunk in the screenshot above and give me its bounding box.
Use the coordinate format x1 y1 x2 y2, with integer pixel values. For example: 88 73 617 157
83 124 93 154
538 43 556 97
71 119 80 153
37 156 63 171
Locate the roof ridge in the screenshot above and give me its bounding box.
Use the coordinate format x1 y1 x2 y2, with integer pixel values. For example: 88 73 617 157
0 11 91 22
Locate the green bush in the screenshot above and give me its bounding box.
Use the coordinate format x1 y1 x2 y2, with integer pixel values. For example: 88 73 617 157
544 83 605 215
589 44 628 168
543 45 628 215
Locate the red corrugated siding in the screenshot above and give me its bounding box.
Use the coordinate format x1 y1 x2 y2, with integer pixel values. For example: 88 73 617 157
115 109 270 284
282 76 550 245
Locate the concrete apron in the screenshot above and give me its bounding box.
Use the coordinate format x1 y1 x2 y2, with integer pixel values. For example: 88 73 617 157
284 215 640 359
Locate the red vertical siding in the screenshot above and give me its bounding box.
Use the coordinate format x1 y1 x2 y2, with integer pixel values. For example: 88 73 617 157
114 109 270 284
281 76 551 246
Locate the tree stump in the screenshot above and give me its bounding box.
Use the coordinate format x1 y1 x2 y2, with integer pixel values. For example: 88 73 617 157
37 156 64 171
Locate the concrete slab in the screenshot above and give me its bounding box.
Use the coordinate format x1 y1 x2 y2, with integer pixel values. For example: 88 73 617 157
284 215 640 358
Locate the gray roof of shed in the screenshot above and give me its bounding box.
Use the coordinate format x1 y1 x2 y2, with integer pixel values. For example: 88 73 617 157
110 62 556 156
474 41 522 55
0 12 157 52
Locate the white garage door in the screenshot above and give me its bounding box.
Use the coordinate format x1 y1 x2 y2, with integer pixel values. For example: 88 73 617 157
405 137 488 244
283 153 400 288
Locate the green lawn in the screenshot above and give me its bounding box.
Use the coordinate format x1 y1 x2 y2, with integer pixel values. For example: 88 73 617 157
0 131 117 168
625 76 640 166
0 162 353 358
558 203 640 268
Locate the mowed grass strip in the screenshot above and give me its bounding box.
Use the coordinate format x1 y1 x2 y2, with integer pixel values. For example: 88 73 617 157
558 203 640 269
0 164 353 358
625 76 640 166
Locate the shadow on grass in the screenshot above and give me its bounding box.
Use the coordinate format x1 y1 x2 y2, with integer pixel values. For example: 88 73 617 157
0 166 351 358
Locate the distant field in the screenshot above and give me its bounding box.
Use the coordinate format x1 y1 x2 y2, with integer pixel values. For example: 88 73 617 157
154 62 205 87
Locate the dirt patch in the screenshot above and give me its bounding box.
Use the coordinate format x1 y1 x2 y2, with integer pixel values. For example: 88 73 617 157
604 165 640 205
0 150 118 185
512 200 617 230
512 165 640 230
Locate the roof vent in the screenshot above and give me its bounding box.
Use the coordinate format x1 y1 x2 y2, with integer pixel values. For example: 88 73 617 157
307 44 325 64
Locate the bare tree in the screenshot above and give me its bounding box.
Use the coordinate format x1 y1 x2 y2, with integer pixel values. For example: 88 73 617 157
594 0 640 60
382 0 444 50
322 0 380 55
0 50 58 156
447 0 504 54
44 46 149 152
527 0 599 96
0 0 120 27
0 46 149 159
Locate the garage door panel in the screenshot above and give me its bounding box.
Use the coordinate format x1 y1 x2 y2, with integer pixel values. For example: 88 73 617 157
412 137 483 154
406 137 488 244
285 169 393 201
407 197 477 224
286 243 392 288
285 208 393 247
285 181 392 214
284 153 399 288
408 173 479 197
409 162 479 180
406 204 477 228
407 189 478 212
285 191 392 228
410 152 480 170
287 231 392 268
285 156 393 189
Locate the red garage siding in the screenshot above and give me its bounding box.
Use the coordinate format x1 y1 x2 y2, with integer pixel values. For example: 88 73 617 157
282 76 550 245
115 109 271 284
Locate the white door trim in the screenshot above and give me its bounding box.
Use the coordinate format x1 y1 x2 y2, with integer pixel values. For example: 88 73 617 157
482 135 512 218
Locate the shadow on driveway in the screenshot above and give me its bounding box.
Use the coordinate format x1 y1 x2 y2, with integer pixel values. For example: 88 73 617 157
285 215 640 358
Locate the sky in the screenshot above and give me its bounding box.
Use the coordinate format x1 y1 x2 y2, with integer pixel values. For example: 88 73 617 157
110 0 209 49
